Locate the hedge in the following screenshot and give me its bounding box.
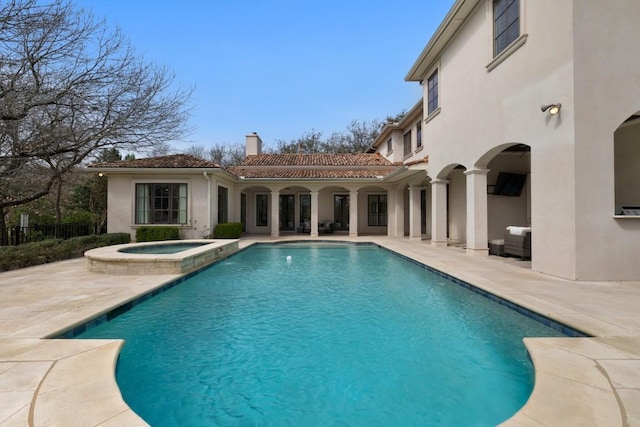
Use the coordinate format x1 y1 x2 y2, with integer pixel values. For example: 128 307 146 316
135 226 181 242
214 222 243 239
0 233 131 272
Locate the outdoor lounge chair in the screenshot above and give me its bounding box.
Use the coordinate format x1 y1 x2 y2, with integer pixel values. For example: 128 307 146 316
318 221 333 234
297 220 311 233
504 226 531 260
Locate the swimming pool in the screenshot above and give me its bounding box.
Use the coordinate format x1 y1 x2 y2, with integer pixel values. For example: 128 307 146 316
78 243 566 426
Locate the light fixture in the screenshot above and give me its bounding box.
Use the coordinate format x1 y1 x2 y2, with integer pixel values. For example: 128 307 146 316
98 172 104 177
541 103 561 115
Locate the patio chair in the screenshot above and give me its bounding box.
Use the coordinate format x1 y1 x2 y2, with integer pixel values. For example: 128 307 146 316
504 226 531 260
318 221 333 234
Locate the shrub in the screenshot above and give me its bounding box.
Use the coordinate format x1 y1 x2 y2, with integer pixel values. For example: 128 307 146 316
135 226 181 242
0 233 131 272
214 222 243 239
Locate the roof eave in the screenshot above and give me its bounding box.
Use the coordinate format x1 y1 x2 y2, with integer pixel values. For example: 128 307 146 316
405 0 480 81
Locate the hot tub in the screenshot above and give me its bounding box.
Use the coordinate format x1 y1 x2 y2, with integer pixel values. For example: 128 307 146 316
85 239 239 275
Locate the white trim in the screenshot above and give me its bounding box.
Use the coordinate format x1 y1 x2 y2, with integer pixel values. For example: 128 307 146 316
486 0 528 71
424 107 441 125
130 179 191 226
486 34 528 71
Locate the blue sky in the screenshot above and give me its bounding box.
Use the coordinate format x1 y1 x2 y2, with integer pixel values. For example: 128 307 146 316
76 1 454 150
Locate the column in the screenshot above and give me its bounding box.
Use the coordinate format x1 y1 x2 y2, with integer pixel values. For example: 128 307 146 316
408 186 422 240
270 190 280 238
464 169 489 256
431 179 448 247
310 191 319 237
349 189 358 237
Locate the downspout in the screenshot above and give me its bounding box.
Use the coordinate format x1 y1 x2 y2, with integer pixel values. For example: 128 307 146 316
203 171 211 237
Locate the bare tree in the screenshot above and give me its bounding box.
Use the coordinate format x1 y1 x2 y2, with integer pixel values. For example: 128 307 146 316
184 144 206 159
0 0 191 234
274 119 385 155
201 143 245 166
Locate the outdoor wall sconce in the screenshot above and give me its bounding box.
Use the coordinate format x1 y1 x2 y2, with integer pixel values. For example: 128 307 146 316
541 103 561 115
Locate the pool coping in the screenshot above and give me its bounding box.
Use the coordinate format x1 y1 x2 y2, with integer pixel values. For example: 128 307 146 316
1 236 638 426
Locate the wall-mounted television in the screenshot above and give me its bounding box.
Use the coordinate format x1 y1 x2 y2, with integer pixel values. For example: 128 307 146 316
492 172 527 197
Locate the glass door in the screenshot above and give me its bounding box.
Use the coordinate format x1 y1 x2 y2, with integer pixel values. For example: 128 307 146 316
333 194 349 231
299 194 311 233
279 195 295 231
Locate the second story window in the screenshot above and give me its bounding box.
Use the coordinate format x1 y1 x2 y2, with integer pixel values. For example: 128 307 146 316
403 130 412 157
416 121 422 148
494 0 519 56
427 70 438 114
386 138 392 154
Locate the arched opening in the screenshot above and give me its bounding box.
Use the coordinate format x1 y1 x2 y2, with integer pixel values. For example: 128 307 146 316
434 164 467 246
318 185 350 233
358 185 389 236
278 185 312 234
614 111 640 215
481 143 531 241
239 185 271 235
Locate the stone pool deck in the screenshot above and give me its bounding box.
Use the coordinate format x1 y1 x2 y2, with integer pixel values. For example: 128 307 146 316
0 236 639 426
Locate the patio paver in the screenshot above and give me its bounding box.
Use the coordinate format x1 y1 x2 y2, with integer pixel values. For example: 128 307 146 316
0 236 638 426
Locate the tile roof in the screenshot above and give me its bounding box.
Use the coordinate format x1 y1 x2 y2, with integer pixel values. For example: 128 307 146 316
228 153 402 179
90 152 405 180
238 153 396 167
227 167 398 179
89 154 221 169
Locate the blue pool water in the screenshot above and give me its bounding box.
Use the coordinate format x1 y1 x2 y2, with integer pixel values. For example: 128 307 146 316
118 242 208 254
79 243 563 426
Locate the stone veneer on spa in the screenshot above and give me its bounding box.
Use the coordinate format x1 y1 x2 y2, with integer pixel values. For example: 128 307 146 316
84 239 239 275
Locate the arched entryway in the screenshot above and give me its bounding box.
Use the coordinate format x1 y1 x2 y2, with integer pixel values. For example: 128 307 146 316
614 111 640 214
431 163 467 247
479 143 532 242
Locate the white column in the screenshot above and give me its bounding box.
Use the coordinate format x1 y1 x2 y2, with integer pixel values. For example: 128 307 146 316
349 189 358 237
408 186 422 240
310 191 319 237
464 169 490 256
231 187 242 222
431 179 448 247
393 186 405 237
270 190 280 238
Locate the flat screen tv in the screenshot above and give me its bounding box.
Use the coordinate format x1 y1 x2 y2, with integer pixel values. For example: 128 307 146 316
492 172 526 197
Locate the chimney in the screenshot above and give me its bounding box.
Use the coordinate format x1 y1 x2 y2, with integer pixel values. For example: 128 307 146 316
245 132 262 156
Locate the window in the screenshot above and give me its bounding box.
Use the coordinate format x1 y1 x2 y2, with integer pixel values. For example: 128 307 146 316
217 186 228 224
135 183 187 224
416 121 422 148
299 194 311 224
386 138 392 154
403 130 412 157
494 0 519 56
427 69 438 114
368 195 387 227
256 194 268 226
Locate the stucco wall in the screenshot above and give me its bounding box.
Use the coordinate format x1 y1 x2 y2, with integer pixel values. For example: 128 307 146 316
421 0 580 278
106 173 215 241
572 0 640 280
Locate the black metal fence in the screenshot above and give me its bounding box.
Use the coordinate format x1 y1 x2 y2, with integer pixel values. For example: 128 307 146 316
1 224 92 246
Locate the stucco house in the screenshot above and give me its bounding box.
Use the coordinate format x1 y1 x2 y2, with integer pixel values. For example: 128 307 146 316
92 0 640 281
394 0 640 281
92 130 427 242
